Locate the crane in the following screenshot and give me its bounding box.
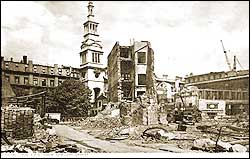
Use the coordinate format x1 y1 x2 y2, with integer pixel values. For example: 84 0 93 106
220 40 232 71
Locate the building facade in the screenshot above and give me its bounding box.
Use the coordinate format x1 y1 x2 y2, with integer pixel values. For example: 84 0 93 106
1 56 80 97
107 41 155 103
179 70 249 117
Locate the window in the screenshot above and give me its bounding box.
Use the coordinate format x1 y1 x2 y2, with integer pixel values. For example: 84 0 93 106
50 69 54 75
42 67 46 73
82 53 87 63
15 76 20 84
58 80 63 85
95 54 98 63
92 53 95 62
50 80 54 87
92 52 100 63
5 62 9 69
33 66 37 73
120 48 129 58
42 79 46 86
138 52 146 64
67 72 70 76
123 89 130 98
121 73 130 80
82 72 86 78
5 75 10 82
25 65 29 72
24 77 29 85
58 69 62 75
34 78 38 86
138 74 146 85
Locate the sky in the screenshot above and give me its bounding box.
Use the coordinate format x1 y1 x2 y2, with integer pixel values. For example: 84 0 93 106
1 1 249 79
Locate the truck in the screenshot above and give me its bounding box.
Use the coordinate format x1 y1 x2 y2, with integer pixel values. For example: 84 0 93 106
45 113 61 124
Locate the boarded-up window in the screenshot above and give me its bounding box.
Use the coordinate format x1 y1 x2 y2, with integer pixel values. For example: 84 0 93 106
138 74 146 85
138 52 146 64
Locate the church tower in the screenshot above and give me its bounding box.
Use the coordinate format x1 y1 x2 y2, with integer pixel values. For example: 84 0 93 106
80 1 106 104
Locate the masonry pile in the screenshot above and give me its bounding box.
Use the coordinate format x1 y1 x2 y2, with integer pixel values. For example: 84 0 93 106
1 106 34 139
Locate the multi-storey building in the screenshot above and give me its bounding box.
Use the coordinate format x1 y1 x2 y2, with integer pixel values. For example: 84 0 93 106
1 56 80 96
177 70 249 117
107 41 155 103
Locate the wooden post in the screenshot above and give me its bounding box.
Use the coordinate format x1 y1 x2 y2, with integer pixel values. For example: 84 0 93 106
215 126 223 152
41 95 46 118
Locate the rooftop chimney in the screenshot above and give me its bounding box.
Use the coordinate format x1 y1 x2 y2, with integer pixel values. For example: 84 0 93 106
10 57 13 62
23 56 27 64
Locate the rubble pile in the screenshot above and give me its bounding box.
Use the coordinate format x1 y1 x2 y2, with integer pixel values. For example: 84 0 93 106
87 114 249 153
191 116 249 152
95 125 149 141
1 113 82 153
73 116 123 129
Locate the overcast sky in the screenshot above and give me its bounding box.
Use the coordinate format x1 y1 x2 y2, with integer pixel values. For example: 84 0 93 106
1 1 249 78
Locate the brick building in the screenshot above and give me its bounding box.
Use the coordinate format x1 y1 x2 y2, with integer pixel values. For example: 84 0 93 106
1 56 80 97
107 41 155 103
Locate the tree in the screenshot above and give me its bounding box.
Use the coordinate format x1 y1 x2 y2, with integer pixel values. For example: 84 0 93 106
48 79 92 117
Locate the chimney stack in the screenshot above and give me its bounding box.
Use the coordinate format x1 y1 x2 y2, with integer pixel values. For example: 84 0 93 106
23 56 27 64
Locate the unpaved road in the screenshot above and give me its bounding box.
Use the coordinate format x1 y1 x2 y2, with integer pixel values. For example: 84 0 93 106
54 125 164 153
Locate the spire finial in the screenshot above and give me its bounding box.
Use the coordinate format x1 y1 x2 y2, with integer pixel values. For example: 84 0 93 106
87 1 94 19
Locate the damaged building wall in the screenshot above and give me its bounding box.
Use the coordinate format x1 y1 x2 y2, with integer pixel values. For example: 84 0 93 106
145 42 159 125
120 49 134 101
117 41 160 126
107 42 120 102
108 42 135 102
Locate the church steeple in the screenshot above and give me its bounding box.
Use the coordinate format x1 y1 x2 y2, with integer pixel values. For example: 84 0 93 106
79 1 106 105
80 1 104 67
